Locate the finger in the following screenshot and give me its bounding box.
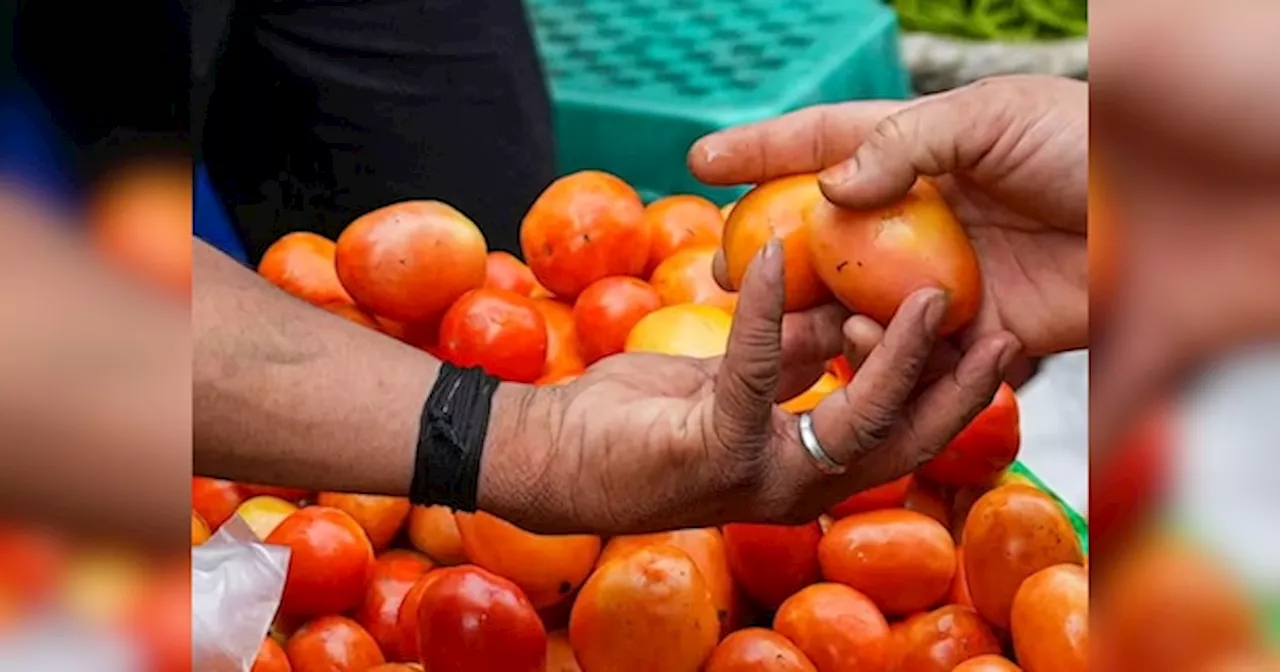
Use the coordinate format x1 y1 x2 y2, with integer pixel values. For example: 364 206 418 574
715 239 786 452
712 248 731 291
777 303 850 402
689 101 908 186
808 289 948 466
842 315 963 389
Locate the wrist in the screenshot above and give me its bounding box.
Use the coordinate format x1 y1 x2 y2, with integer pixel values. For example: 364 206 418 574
476 382 556 525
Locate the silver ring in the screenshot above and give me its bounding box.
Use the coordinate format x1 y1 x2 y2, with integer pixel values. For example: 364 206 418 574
798 412 846 476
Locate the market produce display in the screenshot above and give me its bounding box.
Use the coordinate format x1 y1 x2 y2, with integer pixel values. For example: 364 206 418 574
199 169 1090 672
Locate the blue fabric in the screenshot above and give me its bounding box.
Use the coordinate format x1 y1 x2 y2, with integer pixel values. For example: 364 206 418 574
194 164 248 265
0 90 77 206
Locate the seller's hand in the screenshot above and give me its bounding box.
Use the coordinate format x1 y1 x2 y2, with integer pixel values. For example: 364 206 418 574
479 243 1019 534
691 75 1088 360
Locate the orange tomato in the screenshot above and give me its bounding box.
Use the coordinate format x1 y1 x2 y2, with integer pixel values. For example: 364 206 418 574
438 288 549 382
266 506 375 617
321 301 384 331
643 195 724 274
285 615 385 672
335 200 487 324
240 483 312 503
521 171 650 300
953 655 1024 672
819 509 955 616
417 565 547 672
534 299 586 377
961 485 1083 629
454 511 601 609
780 372 841 414
315 492 412 552
723 522 823 611
624 304 733 358
407 505 468 566
919 383 1020 486
258 232 353 307
1011 564 1087 672
192 477 246 531
355 550 434 662
649 245 738 313
773 583 891 672
895 605 1001 672
826 356 854 384
570 546 719 672
545 630 583 672
722 175 831 312
235 495 299 541
192 511 211 546
949 548 975 609
573 276 662 364
87 159 192 299
904 477 952 527
808 179 981 336
705 628 818 672
250 637 291 672
485 251 539 296
827 475 912 519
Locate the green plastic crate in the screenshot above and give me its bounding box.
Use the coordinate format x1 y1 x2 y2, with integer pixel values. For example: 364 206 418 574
528 0 912 204
1006 461 1089 554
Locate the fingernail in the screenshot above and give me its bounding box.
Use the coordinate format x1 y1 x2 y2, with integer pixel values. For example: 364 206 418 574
763 238 783 261
818 158 857 188
921 290 949 333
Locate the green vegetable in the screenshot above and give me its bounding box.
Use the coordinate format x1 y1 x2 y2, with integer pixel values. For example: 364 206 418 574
889 0 1087 41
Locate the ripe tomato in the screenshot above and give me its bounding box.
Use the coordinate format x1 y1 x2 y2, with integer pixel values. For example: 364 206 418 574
904 477 952 527
321 301 384 331
570 546 719 672
87 159 192 299
521 171 650 299
534 299 586 377
705 628 818 672
484 251 539 296
192 477 246 531
1090 405 1169 556
356 550 434 662
438 288 548 382
808 178 981 336
258 232 353 307
395 571 442 662
192 511 211 546
240 484 312 503
722 522 822 611
780 372 841 414
819 509 956 616
643 195 724 274
953 655 1023 671
573 276 662 364
545 630 583 672
1011 564 1087 672
949 548 975 609
417 565 547 672
624 304 732 358
453 511 601 609
266 506 375 617
827 475 912 519
250 637 291 672
722 175 831 311
285 615 385 672
235 496 299 541
649 245 738 314
315 492 412 552
335 200 487 325
365 665 424 672
895 605 1001 672
919 383 1020 486
407 505 468 566
961 485 1083 629
773 583 891 672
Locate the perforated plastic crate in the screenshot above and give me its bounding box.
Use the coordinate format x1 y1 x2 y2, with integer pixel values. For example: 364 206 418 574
529 0 911 204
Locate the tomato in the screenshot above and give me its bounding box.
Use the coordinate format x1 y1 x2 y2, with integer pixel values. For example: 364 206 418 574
417 565 547 672
192 478 246 531
949 548 975 608
904 477 952 527
828 475 912 519
365 665 424 672
721 175 831 312
266 506 375 617
534 299 586 377
953 655 1023 671
819 509 955 616
485 251 539 296
808 178 981 336
643 195 724 274
773 583 891 672
723 522 822 611
521 171 650 300
336 200 487 324
573 276 662 364
355 550 434 662
240 484 312 503
1090 405 1169 557
407 505 468 566
438 288 549 382
285 615 385 672
570 546 719 672
780 372 841 414
321 301 384 331
258 232 353 307
624 304 733 358
125 560 192 672
315 492 412 552
192 512 210 546
705 628 818 672
919 383 1020 486
235 496 299 541
453 511 601 609
545 630 583 672
720 201 737 220
826 356 854 384
961 485 1083 629
87 159 192 299
395 571 441 662
536 370 580 386
894 605 1001 672
251 637 291 672
1011 564 1087 672
649 245 738 314
949 484 995 545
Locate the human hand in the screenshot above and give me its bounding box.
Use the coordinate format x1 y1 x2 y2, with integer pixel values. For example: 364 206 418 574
478 243 1018 535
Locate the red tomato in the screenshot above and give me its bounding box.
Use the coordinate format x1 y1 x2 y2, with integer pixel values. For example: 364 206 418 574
192 477 247 531
894 605 1001 672
266 507 375 617
949 548 975 609
643 194 724 275
1090 405 1170 556
1011 564 1087 672
438 288 548 383
828 475 913 519
240 483 312 504
904 477 952 527
826 356 854 384
919 383 1020 486
722 522 823 610
417 565 547 672
315 492 412 552
819 510 956 616
453 511 601 609
484 251 538 296
250 637 291 672
705 628 818 672
355 550 434 662
573 276 662 364
396 571 444 663
285 615 385 672
774 583 892 672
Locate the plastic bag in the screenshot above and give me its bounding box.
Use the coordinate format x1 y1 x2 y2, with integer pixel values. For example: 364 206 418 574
192 517 290 672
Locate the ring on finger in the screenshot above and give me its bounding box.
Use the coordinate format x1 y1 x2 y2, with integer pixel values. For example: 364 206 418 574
798 412 847 476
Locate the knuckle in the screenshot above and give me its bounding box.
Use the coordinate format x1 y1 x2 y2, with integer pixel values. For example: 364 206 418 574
846 394 900 449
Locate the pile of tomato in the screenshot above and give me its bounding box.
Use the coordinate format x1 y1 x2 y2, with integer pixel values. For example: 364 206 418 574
193 169 1088 672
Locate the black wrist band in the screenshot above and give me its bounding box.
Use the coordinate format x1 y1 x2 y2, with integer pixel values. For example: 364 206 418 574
409 363 500 511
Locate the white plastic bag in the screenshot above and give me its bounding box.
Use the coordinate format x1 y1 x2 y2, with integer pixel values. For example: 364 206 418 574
192 517 290 672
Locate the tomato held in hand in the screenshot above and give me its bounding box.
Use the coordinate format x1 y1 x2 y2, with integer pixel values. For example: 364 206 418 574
819 509 956 616
266 507 375 617
534 299 586 378
315 492 412 552
484 251 539 296
722 175 831 312
407 505 468 566
919 383 1020 486
355 550 434 662
895 605 1001 672
573 276 662 364
454 511 601 609
192 477 246 531
649 245 738 314
417 565 547 672
1011 564 1087 672
438 288 549 383
643 195 724 274
250 636 291 672
774 583 891 672
705 628 818 672
827 475 912 519
723 522 823 611
285 616 385 672
258 232 353 307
